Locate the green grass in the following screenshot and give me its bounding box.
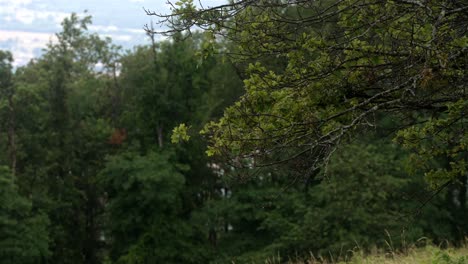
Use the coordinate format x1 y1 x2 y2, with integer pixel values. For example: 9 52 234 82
341 245 468 264
263 242 468 264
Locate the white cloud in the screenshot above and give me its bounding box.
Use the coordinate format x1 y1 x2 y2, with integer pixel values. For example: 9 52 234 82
0 29 145 66
103 34 133 42
89 25 119 32
0 0 176 66
0 0 32 5
89 25 145 36
17 9 69 24
124 28 144 34
0 30 56 67
0 0 69 25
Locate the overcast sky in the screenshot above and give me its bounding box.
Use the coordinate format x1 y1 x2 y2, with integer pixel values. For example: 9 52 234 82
0 0 225 67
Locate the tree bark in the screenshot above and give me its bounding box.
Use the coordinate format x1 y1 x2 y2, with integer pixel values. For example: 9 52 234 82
7 91 16 176
157 125 164 148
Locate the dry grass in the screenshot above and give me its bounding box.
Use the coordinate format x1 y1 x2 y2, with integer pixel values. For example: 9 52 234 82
264 240 468 264
341 245 467 264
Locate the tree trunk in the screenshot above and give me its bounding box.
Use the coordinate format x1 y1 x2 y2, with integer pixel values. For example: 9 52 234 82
7 93 16 176
157 126 164 148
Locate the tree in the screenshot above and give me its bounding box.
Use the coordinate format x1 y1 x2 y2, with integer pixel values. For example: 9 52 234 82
193 134 466 263
104 32 244 263
0 166 49 263
98 151 211 264
0 51 17 175
149 0 467 187
41 14 114 264
0 51 51 263
10 13 119 263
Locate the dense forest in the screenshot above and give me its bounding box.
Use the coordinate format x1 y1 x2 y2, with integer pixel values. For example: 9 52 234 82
0 0 467 263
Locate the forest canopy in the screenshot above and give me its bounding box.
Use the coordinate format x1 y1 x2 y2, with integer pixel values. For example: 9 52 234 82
0 0 466 263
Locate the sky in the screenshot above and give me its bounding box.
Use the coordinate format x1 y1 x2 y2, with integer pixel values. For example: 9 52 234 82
0 0 225 67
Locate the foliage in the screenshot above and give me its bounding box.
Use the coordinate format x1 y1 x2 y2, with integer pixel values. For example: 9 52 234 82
99 151 212 263
151 0 468 186
0 166 49 263
396 99 467 188
171 123 191 143
193 137 464 263
0 4 466 263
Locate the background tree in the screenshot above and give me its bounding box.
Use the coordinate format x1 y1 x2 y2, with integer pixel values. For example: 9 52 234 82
8 14 118 263
0 51 17 175
99 31 244 263
0 166 50 263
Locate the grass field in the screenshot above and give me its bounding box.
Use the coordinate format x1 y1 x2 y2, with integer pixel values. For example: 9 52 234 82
339 245 468 264
262 242 468 264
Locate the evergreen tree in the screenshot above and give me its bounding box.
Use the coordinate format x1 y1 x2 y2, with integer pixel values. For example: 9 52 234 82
0 166 49 263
